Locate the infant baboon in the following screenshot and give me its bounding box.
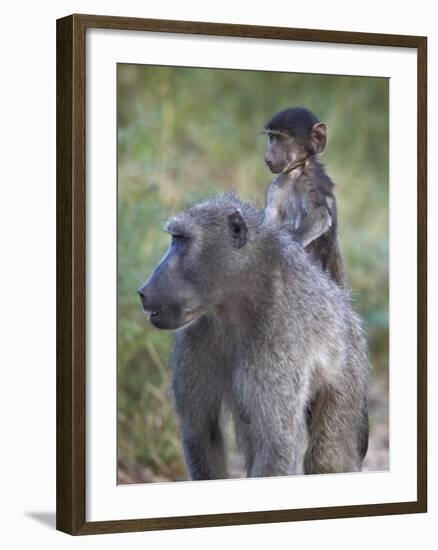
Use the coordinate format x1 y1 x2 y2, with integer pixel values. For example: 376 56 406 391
263 107 346 286
138 193 369 479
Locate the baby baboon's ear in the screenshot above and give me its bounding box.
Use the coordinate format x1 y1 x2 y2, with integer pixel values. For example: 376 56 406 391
227 209 248 249
310 122 327 154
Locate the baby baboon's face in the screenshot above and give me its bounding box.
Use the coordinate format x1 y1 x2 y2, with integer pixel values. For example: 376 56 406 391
137 201 249 330
264 133 305 174
263 108 327 173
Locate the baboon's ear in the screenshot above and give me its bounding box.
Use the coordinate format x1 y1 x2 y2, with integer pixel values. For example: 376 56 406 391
310 122 327 154
228 209 248 249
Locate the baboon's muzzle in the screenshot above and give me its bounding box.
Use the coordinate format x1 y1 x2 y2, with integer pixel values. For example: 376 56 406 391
137 281 186 330
138 285 200 330
137 252 201 330
264 155 282 174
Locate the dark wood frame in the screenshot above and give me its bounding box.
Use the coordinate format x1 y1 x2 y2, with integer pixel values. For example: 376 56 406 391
57 13 428 536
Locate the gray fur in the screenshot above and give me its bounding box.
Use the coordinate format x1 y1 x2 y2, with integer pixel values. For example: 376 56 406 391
138 193 369 479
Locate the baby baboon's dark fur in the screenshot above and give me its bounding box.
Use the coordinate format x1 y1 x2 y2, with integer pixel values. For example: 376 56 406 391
264 107 346 287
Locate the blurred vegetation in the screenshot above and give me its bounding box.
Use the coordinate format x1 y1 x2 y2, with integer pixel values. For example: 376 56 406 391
117 65 389 483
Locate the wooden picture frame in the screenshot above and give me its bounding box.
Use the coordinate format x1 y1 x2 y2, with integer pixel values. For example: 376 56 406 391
56 13 427 535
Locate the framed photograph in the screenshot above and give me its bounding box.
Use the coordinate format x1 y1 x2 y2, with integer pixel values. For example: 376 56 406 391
56 14 427 535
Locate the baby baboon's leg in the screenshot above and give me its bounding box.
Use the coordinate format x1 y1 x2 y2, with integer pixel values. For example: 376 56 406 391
304 385 368 474
294 206 332 248
327 239 347 288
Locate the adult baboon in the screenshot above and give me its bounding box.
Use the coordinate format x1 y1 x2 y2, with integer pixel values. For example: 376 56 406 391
138 193 369 479
263 107 346 286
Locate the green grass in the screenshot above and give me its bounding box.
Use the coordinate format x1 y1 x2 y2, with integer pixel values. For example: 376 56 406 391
117 65 389 482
